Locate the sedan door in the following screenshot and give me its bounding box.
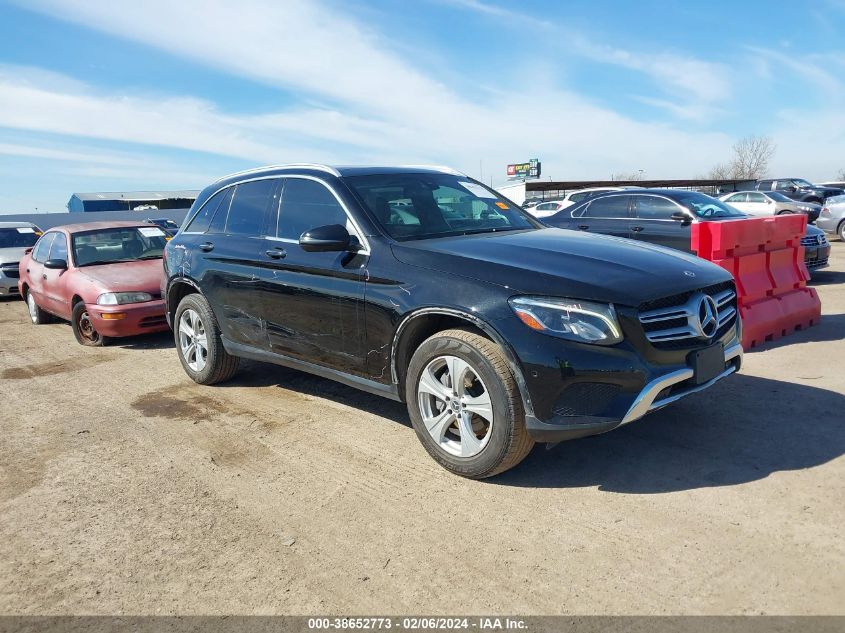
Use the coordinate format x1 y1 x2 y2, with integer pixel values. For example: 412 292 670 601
570 195 633 239
24 231 56 309
630 195 692 252
743 192 775 216
257 177 367 375
40 231 73 319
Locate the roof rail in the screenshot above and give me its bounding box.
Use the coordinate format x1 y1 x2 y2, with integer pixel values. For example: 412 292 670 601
214 163 340 183
399 164 466 176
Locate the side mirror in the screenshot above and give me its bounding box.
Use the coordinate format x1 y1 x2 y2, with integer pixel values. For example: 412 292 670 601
786 186 797 193
299 224 355 253
44 258 68 270
671 211 692 226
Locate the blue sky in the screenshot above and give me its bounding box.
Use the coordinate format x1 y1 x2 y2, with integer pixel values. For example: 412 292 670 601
0 0 844 213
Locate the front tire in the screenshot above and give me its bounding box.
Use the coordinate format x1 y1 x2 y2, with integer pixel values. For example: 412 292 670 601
405 328 534 479
174 293 239 385
72 302 107 347
26 290 52 325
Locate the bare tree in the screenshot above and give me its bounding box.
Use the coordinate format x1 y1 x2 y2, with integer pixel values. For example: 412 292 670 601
707 134 776 180
610 170 644 181
837 168 845 180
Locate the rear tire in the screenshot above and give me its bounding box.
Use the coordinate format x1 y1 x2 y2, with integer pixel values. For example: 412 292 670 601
26 290 52 325
405 328 534 479
838 221 845 242
72 302 107 346
174 293 239 385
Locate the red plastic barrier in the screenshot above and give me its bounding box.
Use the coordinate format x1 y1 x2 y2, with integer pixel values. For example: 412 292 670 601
691 215 821 350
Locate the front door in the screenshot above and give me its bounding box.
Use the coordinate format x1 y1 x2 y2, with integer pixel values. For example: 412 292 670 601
26 231 56 311
258 177 367 375
41 231 72 319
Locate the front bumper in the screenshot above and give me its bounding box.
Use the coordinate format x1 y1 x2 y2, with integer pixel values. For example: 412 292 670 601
508 313 743 443
804 243 831 271
0 271 20 296
87 299 169 337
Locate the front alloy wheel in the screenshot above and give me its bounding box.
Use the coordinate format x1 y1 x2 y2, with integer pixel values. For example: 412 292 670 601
417 355 494 458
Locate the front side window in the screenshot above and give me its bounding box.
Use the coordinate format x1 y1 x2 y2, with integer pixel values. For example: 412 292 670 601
633 195 681 219
32 232 57 262
725 193 747 203
0 226 40 249
49 233 68 261
346 173 538 240
582 195 631 218
277 178 348 240
774 181 793 191
670 192 746 219
225 179 278 237
72 227 168 266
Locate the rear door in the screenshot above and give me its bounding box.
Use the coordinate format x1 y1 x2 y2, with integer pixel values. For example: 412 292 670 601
25 231 56 310
721 192 751 213
630 194 692 252
571 195 633 238
184 179 279 349
257 176 367 374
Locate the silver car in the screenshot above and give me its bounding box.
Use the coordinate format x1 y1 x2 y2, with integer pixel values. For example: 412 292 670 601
0 222 42 297
719 190 821 222
817 194 845 241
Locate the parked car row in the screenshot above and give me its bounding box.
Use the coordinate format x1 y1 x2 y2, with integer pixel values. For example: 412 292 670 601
542 189 830 271
17 164 747 479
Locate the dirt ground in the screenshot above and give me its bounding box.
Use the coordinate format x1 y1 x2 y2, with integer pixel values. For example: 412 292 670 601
1 245 843 616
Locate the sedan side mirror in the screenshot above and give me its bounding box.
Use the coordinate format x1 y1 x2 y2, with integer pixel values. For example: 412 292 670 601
671 211 692 226
44 258 68 270
299 224 355 253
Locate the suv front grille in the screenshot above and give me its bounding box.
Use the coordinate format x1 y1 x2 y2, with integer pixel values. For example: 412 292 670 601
0 264 19 278
638 282 737 348
801 234 827 247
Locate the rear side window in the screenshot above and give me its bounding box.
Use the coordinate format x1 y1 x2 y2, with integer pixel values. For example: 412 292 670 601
32 232 57 262
632 196 679 219
583 196 631 218
49 233 68 261
277 178 348 240
747 192 766 203
226 179 279 237
185 187 233 233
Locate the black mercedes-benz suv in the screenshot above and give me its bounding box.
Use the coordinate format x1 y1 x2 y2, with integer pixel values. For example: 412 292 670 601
162 165 742 478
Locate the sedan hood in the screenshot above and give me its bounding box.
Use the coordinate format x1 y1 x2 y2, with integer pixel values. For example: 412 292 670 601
76 258 164 294
392 228 732 307
0 247 28 265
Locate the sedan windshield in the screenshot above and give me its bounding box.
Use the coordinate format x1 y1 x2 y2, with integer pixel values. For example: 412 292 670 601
671 192 746 219
0 227 40 248
345 173 539 240
767 192 793 203
72 226 168 266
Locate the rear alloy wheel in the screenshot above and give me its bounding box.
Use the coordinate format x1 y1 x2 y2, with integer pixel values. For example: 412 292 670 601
26 291 52 325
174 293 239 385
405 328 534 479
72 302 106 346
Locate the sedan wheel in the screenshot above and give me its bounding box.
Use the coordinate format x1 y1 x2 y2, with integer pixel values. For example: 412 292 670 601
178 308 208 372
417 355 494 458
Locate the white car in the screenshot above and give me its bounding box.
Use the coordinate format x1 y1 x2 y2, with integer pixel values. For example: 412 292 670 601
527 187 629 218
718 190 821 220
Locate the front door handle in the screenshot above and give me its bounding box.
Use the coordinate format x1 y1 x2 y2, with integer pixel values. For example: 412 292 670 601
42 274 47 279
631 226 644 232
265 248 287 260
200 242 214 252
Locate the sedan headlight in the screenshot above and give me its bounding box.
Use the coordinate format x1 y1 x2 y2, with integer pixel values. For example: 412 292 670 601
509 296 623 345
97 292 153 305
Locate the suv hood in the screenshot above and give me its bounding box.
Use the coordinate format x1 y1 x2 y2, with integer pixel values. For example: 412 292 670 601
0 247 28 265
77 258 164 294
810 186 845 196
392 228 731 307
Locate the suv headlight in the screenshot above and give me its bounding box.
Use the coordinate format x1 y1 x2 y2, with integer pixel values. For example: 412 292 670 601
509 296 623 345
97 292 153 305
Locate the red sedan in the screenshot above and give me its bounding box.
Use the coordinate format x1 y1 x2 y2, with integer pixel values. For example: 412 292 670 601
18 221 169 346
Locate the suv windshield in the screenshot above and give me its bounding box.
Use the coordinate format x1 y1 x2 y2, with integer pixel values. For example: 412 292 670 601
72 226 168 266
671 192 746 219
792 179 814 188
345 173 538 240
0 227 40 248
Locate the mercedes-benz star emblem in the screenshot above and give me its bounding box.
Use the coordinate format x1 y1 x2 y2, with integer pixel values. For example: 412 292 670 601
696 294 719 338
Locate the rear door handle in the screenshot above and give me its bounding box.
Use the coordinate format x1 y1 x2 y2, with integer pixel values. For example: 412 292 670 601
631 226 644 232
200 242 214 252
265 248 287 260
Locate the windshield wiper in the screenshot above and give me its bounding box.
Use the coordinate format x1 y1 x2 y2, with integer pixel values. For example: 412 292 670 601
137 254 163 260
78 259 134 267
